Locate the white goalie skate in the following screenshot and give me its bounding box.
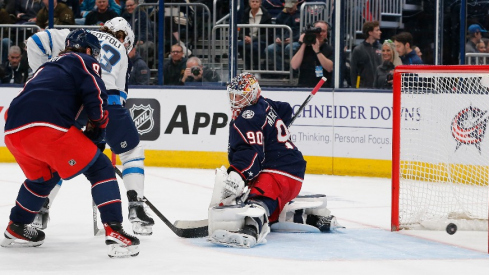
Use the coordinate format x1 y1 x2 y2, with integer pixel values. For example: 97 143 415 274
207 202 270 248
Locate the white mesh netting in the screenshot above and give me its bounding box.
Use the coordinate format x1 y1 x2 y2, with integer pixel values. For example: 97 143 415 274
398 71 489 231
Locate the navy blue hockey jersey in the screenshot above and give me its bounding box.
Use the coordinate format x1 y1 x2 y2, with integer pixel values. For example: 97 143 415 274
228 96 307 182
5 52 107 132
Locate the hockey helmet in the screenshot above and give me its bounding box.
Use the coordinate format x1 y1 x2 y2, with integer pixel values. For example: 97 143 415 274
227 72 262 110
65 29 101 60
104 17 135 52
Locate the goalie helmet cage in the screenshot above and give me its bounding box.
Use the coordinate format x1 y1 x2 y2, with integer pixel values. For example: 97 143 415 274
391 65 489 254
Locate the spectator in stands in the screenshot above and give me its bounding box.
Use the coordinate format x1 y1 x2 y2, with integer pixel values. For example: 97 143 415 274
163 43 187 85
59 0 79 20
393 32 423 65
77 0 121 24
262 0 305 18
14 0 43 24
36 0 74 29
476 40 486 53
1 0 16 24
466 24 486 54
1 46 29 84
238 0 273 72
265 0 301 72
290 20 333 88
482 38 489 53
85 0 119 25
128 46 151 85
122 0 154 67
350 21 382 88
180 56 220 85
374 39 401 89
413 45 422 59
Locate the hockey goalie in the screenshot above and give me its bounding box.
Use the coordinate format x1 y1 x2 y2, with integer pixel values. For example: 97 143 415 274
207 73 342 248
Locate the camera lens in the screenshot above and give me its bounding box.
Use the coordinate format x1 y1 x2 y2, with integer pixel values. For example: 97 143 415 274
191 66 200 76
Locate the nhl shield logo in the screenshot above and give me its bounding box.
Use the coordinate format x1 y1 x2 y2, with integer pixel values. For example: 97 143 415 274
129 104 155 135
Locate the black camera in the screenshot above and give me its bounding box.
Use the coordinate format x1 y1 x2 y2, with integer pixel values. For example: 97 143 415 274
303 27 322 45
386 73 393 82
191 66 201 76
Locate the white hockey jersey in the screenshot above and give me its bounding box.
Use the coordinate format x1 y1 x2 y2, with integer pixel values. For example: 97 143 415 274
90 30 129 95
26 29 71 72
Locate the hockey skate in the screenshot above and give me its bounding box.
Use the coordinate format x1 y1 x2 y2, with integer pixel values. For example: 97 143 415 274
1 221 45 247
307 215 344 232
208 204 270 249
104 222 140 258
209 224 263 248
127 191 154 235
31 199 50 230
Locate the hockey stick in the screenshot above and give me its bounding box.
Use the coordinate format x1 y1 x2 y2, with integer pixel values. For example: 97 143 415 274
114 166 208 238
92 200 105 236
288 76 327 127
172 78 327 233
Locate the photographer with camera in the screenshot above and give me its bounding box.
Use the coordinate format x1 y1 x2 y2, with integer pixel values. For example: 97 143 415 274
290 20 333 87
373 39 402 89
180 56 220 85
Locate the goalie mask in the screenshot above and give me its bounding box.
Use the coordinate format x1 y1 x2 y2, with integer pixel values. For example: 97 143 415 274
227 72 261 110
104 17 135 52
65 29 101 60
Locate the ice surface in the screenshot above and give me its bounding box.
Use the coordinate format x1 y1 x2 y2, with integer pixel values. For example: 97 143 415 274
0 164 488 274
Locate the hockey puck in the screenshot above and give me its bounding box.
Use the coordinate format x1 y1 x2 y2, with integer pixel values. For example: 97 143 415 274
446 223 457 235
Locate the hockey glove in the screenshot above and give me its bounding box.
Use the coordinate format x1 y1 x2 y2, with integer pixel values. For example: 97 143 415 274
84 110 109 144
221 171 245 205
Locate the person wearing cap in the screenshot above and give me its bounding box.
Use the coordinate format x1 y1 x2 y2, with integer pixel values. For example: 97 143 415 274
393 31 423 65
466 24 487 54
465 24 487 64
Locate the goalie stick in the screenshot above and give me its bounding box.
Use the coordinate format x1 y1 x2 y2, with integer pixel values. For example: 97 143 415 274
113 166 208 238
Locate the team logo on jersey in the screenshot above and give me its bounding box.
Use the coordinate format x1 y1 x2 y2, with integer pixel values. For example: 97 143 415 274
451 106 489 153
92 63 101 77
68 159 76 166
129 104 155 135
242 110 255 119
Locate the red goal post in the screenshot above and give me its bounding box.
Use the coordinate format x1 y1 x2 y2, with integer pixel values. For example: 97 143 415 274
392 65 489 252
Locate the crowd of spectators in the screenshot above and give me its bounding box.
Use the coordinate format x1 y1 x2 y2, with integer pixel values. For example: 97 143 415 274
2 0 487 89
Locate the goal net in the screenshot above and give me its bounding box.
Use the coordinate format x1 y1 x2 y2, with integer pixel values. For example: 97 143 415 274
391 65 489 234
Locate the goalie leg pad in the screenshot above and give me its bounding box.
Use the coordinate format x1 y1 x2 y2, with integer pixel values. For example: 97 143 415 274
208 202 270 248
274 194 342 232
119 144 145 199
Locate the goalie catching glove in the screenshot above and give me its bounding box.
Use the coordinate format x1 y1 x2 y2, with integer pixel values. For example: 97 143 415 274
209 166 246 208
84 110 109 144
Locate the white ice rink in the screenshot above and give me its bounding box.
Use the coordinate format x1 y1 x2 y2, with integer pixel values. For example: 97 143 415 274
0 163 488 275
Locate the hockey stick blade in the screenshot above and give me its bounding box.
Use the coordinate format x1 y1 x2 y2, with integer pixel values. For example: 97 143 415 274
113 166 208 238
143 197 208 238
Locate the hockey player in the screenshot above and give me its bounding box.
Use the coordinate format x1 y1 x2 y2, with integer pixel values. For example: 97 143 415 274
29 18 155 235
1 29 140 257
26 28 71 72
208 72 338 248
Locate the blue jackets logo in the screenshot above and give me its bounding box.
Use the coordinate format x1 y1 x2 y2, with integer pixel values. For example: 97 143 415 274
451 106 489 153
